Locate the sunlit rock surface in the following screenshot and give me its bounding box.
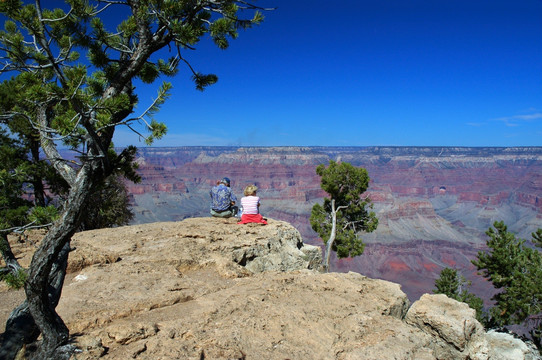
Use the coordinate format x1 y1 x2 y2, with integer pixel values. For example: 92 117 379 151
1 218 539 359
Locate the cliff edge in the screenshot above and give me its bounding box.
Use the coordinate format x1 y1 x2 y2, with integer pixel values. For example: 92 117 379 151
1 218 539 359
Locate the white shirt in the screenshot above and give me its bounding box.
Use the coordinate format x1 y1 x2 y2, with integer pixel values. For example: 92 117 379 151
241 195 260 214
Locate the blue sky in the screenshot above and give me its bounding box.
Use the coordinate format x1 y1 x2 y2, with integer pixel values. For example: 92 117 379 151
114 0 542 147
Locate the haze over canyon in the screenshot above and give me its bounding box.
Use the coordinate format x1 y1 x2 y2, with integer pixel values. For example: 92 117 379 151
126 146 542 300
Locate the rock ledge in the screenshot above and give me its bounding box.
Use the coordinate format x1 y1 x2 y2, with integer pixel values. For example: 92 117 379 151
3 218 539 359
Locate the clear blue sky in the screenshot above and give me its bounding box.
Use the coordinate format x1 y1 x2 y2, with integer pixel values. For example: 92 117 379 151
114 0 542 147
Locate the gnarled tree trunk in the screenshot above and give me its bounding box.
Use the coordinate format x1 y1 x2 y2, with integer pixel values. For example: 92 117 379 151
324 199 338 272
23 173 95 359
0 241 71 360
1 152 97 359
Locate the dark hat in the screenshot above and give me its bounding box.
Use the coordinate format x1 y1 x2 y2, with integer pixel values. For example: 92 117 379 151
220 177 230 185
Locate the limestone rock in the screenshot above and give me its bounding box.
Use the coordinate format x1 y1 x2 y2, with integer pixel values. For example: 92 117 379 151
72 335 107 358
231 221 322 272
485 330 541 360
1 217 540 359
67 240 121 273
405 293 485 357
105 322 158 345
405 294 541 360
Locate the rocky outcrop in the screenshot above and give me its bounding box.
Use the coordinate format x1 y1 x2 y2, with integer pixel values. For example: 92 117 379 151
404 294 541 360
2 218 537 359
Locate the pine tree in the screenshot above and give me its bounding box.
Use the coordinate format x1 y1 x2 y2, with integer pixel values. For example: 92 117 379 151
310 160 378 271
472 221 542 350
79 174 136 231
433 267 487 325
0 128 33 288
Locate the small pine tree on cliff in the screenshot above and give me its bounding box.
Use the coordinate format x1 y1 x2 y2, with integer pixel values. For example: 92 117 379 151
472 221 542 349
472 222 542 326
310 160 378 271
433 267 487 324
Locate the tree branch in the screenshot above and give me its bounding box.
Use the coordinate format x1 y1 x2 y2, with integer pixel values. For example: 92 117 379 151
36 104 78 186
0 233 24 282
33 0 68 88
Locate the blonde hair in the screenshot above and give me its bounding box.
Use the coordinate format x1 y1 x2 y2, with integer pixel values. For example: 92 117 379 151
244 185 258 196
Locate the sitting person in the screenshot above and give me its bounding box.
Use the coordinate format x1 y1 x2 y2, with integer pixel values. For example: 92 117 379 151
237 184 267 225
210 177 238 218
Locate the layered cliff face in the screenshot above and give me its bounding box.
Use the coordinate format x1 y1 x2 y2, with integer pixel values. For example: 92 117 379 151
126 146 542 299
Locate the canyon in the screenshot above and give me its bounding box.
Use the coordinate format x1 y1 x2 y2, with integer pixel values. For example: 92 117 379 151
126 146 542 301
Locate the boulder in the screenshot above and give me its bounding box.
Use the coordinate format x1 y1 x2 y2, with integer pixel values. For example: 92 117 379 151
405 293 485 357
485 330 541 360
405 294 541 360
231 221 322 272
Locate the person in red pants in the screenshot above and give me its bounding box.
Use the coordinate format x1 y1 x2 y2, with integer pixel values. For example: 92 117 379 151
237 184 267 225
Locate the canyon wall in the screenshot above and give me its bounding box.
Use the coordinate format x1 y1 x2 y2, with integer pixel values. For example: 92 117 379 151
126 146 542 300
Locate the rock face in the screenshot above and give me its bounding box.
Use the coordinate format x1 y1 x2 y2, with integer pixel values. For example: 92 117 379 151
3 218 537 359
125 146 542 300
